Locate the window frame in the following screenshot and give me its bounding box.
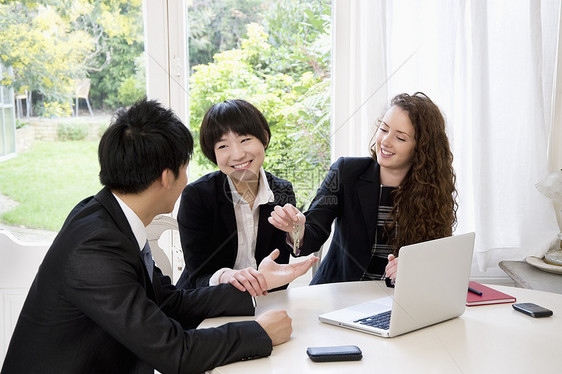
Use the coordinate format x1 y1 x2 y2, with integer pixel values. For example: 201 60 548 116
143 0 188 123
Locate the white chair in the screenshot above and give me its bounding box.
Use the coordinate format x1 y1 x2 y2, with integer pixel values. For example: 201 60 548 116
73 78 94 116
0 230 51 363
146 215 184 283
15 89 31 119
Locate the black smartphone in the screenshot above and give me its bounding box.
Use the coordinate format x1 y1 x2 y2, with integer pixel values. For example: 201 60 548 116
512 303 553 318
306 345 362 362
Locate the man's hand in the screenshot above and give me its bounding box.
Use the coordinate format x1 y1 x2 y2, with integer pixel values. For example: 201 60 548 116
258 249 318 290
219 268 269 297
256 309 292 346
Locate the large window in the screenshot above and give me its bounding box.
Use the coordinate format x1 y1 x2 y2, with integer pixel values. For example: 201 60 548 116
185 0 332 208
1 1 331 240
0 1 146 240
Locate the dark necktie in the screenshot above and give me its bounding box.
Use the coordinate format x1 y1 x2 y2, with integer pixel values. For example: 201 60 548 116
141 240 154 282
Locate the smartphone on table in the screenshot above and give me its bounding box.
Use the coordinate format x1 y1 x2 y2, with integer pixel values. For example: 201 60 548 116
512 303 553 318
306 345 362 362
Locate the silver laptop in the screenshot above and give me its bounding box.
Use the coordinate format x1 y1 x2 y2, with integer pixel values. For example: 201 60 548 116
319 232 475 338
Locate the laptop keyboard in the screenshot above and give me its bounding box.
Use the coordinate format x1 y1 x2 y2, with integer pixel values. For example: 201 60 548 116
355 310 392 330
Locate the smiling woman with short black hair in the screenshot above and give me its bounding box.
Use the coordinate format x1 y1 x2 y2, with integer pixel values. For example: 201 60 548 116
176 99 313 296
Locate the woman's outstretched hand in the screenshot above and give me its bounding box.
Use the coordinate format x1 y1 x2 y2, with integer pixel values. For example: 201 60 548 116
258 249 318 290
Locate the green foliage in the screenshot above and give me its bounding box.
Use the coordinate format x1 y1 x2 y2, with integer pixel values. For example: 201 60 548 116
117 75 144 106
188 0 331 209
188 0 267 68
263 0 331 78
43 101 73 118
71 0 145 109
57 122 89 141
0 0 145 114
89 34 145 109
0 2 94 102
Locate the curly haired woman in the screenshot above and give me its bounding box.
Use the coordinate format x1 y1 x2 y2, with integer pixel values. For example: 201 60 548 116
268 92 458 285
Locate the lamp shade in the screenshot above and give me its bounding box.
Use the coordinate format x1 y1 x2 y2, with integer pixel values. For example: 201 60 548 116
536 170 562 205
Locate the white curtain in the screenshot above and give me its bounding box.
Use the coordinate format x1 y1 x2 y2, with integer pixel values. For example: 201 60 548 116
332 0 561 272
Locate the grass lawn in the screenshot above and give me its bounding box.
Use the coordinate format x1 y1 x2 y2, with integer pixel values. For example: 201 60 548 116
0 141 102 231
0 140 214 232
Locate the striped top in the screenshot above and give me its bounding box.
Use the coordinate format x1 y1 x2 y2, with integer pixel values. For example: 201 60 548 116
361 185 397 281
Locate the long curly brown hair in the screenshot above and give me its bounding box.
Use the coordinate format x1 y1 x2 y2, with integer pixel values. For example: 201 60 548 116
370 92 458 254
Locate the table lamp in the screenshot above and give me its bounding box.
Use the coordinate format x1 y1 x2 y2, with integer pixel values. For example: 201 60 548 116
535 169 562 265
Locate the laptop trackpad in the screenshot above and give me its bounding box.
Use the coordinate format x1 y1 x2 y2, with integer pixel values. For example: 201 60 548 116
348 296 393 315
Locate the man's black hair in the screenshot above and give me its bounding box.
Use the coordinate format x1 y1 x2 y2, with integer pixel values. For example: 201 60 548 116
98 98 193 194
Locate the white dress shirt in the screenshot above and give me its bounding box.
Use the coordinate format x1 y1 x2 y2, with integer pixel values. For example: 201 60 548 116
209 167 274 286
112 193 146 252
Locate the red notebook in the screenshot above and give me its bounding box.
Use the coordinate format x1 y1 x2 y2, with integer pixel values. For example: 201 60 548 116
466 281 516 306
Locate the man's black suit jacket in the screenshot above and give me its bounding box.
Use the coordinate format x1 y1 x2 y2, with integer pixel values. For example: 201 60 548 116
176 170 296 289
297 157 384 284
1 187 271 374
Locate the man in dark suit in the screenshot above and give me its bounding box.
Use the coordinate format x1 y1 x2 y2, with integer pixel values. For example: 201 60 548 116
1 98 316 374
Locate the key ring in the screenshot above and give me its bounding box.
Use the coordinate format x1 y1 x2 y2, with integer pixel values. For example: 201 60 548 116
291 223 301 256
